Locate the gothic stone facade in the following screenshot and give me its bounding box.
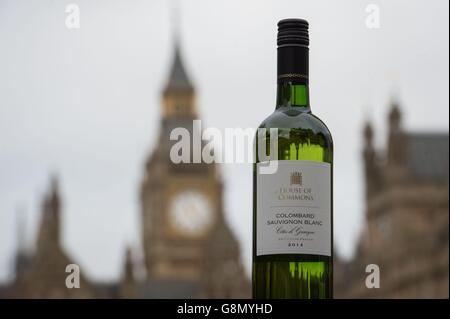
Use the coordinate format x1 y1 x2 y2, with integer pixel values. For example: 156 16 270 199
334 102 449 298
3 179 98 298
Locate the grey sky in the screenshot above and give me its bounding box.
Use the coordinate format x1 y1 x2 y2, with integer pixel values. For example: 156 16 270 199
0 0 448 282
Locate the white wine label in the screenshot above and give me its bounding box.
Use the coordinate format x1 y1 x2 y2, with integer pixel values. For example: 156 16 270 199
256 160 331 256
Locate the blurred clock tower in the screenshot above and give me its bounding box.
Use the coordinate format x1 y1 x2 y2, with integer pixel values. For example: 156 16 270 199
139 41 250 298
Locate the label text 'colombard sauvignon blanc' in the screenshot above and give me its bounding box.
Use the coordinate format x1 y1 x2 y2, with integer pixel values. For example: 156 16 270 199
256 160 331 256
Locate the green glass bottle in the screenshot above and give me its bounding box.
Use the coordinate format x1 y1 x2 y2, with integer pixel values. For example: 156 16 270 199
253 19 333 299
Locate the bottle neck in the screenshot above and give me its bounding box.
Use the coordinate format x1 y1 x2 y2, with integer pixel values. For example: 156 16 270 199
276 83 310 109
276 45 310 110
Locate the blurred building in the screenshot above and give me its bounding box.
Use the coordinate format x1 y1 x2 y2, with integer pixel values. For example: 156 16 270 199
334 102 449 298
0 41 250 299
2 178 98 298
138 41 250 298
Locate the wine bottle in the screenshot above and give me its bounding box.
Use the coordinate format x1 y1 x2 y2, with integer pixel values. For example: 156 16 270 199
253 19 333 299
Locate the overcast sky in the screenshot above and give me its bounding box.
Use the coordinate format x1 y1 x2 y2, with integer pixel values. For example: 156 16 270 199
0 0 448 282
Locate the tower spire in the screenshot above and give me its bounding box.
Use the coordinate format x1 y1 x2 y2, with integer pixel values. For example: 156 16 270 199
15 205 30 280
16 205 27 254
37 175 62 250
171 0 180 46
164 0 193 94
387 98 405 166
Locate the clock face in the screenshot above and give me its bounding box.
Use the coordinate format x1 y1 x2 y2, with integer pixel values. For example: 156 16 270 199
169 190 213 236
